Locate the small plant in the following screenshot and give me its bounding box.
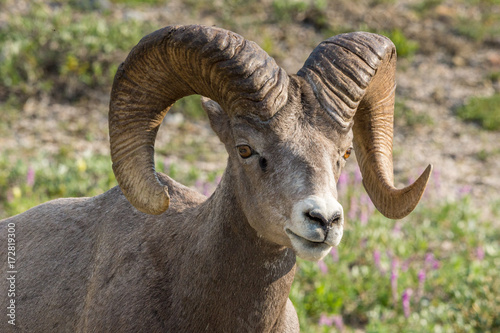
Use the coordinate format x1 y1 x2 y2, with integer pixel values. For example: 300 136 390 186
0 151 116 218
170 95 207 120
271 0 327 27
488 71 500 83
384 29 419 58
457 94 500 131
0 1 154 102
453 0 500 43
394 100 434 127
272 0 309 22
412 0 444 16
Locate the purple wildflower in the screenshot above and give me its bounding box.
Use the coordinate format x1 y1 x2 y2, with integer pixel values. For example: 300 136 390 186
459 185 472 197
373 249 383 274
332 315 344 332
417 269 426 301
348 196 358 221
401 259 410 272
360 194 370 205
319 314 343 332
202 182 212 196
26 166 35 187
360 208 368 225
318 314 334 326
338 172 348 190
330 247 339 262
424 253 433 264
476 246 485 261
195 179 203 192
418 269 426 284
402 288 413 318
391 258 399 305
354 167 362 184
425 253 440 270
360 194 372 223
361 193 375 215
318 260 328 274
392 220 402 237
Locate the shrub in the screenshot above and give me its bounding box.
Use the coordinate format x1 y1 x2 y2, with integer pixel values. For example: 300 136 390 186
457 94 500 131
0 1 154 102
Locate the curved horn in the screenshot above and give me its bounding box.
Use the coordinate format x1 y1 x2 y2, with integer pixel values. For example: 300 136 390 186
298 32 432 219
109 25 289 215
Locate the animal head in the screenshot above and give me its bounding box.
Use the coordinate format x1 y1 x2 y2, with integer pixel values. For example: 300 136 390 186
109 25 432 261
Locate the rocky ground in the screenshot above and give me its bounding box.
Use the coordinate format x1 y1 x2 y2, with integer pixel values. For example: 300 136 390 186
2 0 499 218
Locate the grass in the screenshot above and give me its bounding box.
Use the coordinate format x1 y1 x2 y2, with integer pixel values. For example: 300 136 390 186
454 0 500 43
0 0 425 107
0 149 222 219
0 0 155 102
170 95 207 121
0 150 116 218
292 172 500 332
394 100 434 128
457 94 500 131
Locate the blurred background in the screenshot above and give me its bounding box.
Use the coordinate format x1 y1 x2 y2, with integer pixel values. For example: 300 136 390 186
0 0 499 331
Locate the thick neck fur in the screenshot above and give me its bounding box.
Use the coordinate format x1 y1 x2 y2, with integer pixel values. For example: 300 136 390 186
150 165 297 331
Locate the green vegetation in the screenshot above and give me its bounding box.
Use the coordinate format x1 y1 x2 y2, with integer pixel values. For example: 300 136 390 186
488 71 500 83
292 172 500 332
457 94 500 131
0 0 424 107
272 0 327 26
394 100 434 128
0 1 154 102
0 150 116 218
171 95 207 121
0 149 220 219
383 29 419 59
454 0 500 43
412 0 444 16
110 0 167 7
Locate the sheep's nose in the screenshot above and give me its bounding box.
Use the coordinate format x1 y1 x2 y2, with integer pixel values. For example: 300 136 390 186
288 195 344 260
304 209 342 232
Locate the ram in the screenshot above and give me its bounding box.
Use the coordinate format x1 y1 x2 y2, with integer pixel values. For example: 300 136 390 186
0 25 431 332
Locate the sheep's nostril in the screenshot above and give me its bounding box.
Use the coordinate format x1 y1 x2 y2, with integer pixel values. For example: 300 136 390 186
329 215 341 227
305 210 328 227
305 210 342 231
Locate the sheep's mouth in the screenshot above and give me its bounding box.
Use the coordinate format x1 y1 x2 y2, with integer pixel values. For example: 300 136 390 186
285 228 332 259
286 229 325 246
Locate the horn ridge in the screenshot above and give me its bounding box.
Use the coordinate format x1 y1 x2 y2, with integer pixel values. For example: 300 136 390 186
321 40 378 84
109 25 289 214
299 31 431 219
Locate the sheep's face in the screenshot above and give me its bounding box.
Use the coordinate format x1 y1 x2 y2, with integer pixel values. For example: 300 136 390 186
203 79 352 261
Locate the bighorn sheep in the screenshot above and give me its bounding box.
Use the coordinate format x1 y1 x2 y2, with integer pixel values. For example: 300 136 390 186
0 25 431 332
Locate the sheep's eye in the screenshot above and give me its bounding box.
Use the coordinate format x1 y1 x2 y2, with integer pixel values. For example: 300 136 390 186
237 145 253 159
343 148 352 160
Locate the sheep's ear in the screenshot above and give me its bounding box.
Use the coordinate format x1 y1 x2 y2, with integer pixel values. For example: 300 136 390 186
201 97 231 143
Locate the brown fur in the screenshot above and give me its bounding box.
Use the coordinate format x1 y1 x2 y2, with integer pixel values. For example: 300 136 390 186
0 77 346 332
0 173 298 332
